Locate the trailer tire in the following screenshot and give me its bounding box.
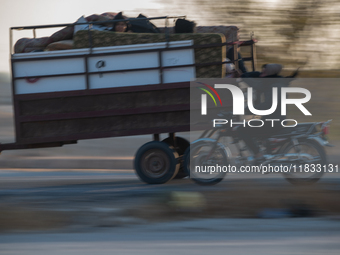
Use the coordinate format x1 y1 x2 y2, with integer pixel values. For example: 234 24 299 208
162 137 190 179
134 141 180 184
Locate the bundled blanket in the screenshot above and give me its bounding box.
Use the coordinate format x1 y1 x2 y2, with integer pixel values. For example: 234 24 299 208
14 13 116 53
13 13 239 60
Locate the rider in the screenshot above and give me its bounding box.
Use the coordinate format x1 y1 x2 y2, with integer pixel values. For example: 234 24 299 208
236 64 288 162
110 12 132 32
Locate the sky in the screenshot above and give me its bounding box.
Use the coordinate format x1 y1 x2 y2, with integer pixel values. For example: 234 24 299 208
0 0 162 73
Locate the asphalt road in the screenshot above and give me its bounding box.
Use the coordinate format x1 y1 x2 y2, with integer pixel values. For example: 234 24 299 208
1 217 340 255
0 168 340 255
0 168 339 218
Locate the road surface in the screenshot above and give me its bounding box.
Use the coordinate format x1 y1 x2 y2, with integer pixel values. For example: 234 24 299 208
1 217 340 255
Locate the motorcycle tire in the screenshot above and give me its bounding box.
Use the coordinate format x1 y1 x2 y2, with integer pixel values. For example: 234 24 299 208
184 140 228 186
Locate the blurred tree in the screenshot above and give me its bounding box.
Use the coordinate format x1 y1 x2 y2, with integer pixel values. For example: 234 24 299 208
155 0 340 70
276 0 320 40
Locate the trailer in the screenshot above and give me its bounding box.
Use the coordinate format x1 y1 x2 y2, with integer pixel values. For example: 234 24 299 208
0 16 257 184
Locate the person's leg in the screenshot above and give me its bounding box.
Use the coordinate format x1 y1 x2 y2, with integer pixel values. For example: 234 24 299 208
237 125 261 155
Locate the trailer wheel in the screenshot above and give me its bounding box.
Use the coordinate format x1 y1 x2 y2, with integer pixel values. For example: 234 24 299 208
162 137 190 179
134 141 180 184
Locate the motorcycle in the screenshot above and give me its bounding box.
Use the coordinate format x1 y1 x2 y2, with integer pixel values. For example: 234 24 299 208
184 111 333 185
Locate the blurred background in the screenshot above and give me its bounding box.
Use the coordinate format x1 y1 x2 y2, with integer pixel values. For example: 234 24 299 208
0 1 340 254
151 0 340 73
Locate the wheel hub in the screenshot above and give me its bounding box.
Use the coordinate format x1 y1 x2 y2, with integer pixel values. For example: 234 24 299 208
142 150 170 178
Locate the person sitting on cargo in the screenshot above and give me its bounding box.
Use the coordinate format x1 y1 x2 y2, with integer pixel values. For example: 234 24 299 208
226 28 248 74
111 12 131 32
174 19 196 33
